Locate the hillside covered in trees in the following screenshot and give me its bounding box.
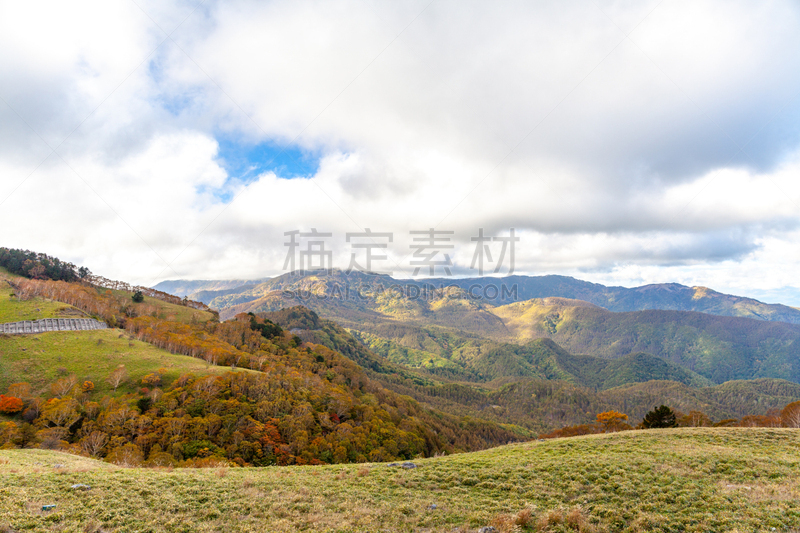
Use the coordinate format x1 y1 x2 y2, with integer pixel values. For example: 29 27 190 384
0 268 518 466
0 247 86 282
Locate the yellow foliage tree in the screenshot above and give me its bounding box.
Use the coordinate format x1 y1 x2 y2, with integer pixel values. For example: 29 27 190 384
596 410 630 432
50 376 77 398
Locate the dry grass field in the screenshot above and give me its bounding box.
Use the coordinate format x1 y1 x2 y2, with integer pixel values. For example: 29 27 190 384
1 428 799 532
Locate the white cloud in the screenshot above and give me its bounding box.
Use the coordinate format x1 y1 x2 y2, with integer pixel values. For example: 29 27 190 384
1 0 800 302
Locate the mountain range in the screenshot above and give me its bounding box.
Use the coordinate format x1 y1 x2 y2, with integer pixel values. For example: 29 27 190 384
153 270 800 393
153 278 270 298
175 271 800 324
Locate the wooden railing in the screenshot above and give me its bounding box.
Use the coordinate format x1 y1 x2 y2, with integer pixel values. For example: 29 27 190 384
0 318 108 335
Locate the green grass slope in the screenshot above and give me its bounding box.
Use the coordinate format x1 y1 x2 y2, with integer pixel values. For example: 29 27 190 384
0 274 227 395
0 329 239 396
0 268 215 326
104 288 216 323
0 284 80 323
1 428 798 532
0 268 84 323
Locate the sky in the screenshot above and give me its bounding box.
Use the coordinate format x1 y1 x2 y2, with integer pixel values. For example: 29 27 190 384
1 0 800 303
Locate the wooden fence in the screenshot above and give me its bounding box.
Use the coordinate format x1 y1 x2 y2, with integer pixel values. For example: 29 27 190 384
0 318 108 335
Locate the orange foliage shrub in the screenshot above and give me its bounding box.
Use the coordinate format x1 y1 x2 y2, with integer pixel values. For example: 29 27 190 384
677 410 711 427
740 414 781 427
0 395 24 414
539 423 599 439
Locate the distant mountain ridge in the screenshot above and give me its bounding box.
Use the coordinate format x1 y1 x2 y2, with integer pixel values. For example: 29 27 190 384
491 298 800 383
152 278 270 298
165 271 800 325
433 275 800 325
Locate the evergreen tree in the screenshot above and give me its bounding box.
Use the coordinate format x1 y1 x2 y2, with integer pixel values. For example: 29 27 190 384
642 405 678 428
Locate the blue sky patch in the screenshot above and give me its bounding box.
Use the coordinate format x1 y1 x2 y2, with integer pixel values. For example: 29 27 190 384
215 137 320 184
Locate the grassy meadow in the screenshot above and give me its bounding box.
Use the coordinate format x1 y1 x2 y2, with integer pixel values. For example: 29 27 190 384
105 288 216 324
0 285 77 324
0 266 215 326
0 269 227 396
0 428 799 532
0 267 79 323
0 329 245 397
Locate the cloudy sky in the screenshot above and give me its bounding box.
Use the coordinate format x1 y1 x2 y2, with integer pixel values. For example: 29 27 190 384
2 0 800 302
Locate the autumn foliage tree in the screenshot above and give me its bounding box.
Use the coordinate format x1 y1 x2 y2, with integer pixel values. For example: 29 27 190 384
79 431 109 457
678 410 711 427
7 383 32 400
596 410 630 432
781 401 800 428
0 395 24 415
141 373 162 387
49 376 77 398
739 413 781 427
107 366 128 391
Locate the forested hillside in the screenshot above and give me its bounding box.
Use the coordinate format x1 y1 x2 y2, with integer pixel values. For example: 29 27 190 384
0 247 86 282
493 299 800 383
257 307 800 432
0 274 520 466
